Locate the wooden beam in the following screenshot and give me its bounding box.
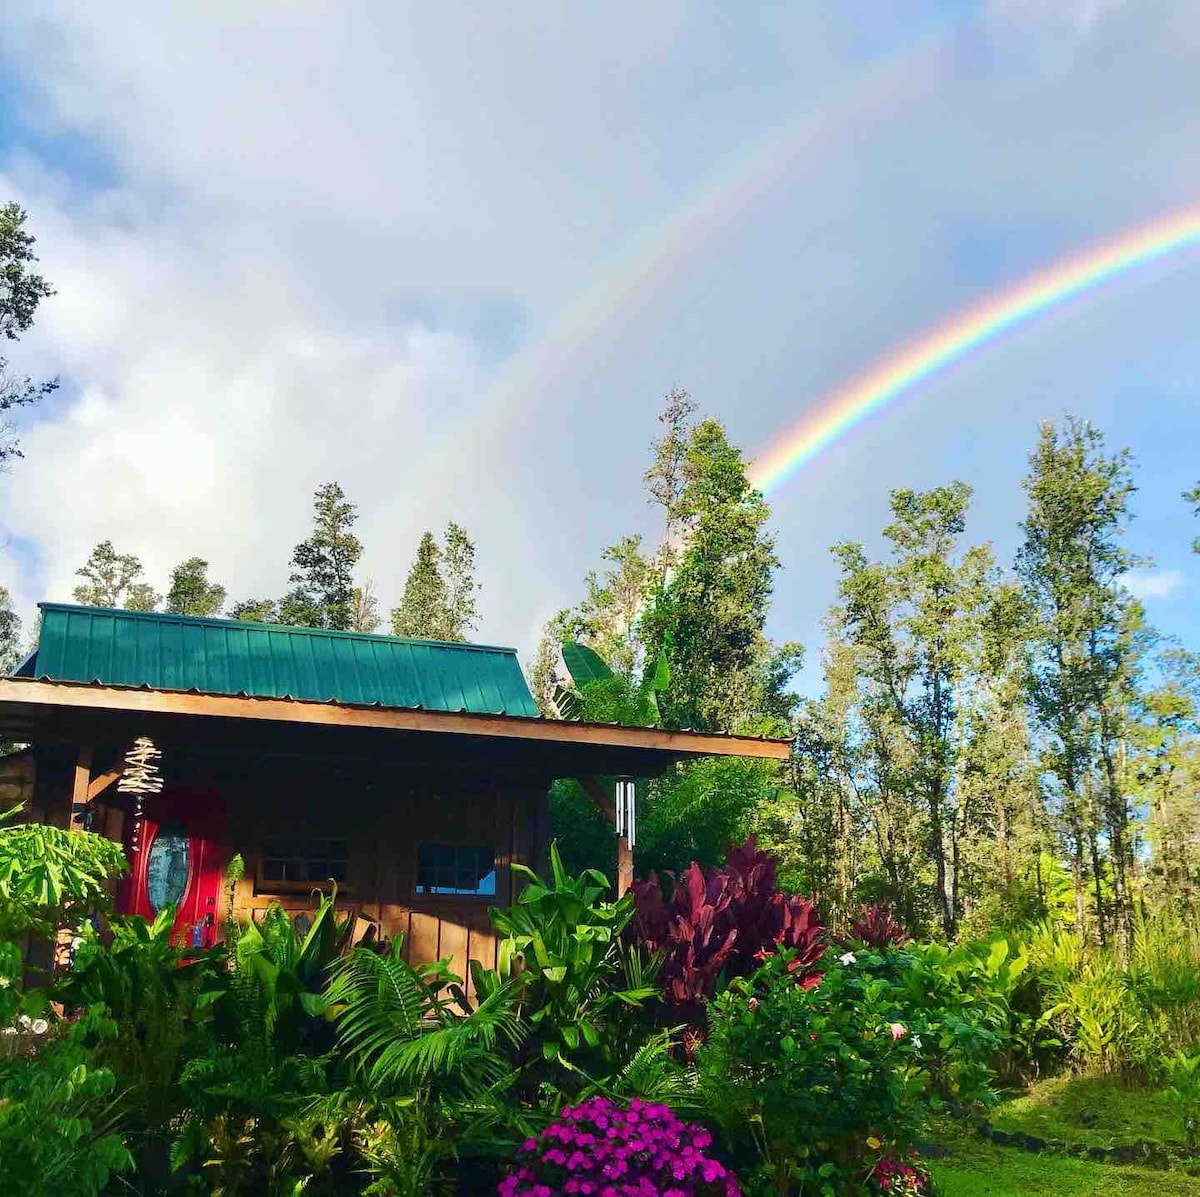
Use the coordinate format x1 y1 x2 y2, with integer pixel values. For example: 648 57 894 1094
0 678 791 760
86 762 124 802
581 775 615 825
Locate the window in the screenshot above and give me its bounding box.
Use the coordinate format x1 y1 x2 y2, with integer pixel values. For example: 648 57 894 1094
260 838 349 887
416 842 496 896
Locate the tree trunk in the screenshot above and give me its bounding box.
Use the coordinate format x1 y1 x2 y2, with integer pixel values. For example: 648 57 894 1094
1097 706 1132 966
1088 823 1107 948
928 780 954 940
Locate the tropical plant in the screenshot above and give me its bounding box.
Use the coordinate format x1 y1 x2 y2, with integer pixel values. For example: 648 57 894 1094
59 904 224 1140
231 890 356 1054
171 892 360 1193
0 803 126 940
630 837 826 1024
0 1042 132 1197
845 905 911 949
698 948 935 1196
499 1096 742 1197
484 843 659 1075
554 639 671 727
1164 1048 1200 1151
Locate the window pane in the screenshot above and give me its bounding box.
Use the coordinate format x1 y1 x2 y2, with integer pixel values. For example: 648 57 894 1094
259 838 349 888
415 842 495 895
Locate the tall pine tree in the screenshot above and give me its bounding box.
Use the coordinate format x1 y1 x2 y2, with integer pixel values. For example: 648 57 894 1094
390 524 479 641
278 482 362 630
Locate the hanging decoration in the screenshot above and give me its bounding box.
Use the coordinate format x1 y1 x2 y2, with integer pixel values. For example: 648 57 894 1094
117 737 163 856
615 777 636 850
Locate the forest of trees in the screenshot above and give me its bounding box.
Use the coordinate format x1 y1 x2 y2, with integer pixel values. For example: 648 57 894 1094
538 393 1200 954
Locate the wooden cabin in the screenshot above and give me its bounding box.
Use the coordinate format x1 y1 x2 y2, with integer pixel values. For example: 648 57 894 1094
0 604 787 981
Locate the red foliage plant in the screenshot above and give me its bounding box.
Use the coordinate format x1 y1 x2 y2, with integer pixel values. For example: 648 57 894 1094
629 837 826 1019
843 905 910 949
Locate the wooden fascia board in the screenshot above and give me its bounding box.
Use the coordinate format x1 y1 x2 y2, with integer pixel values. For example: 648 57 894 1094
0 679 791 761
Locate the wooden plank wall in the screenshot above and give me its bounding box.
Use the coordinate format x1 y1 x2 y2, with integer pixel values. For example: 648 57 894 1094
226 765 546 992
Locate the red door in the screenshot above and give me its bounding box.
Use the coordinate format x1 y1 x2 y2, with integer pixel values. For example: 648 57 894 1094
119 790 227 949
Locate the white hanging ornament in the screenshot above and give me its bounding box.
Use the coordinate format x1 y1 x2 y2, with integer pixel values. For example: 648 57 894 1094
118 737 163 855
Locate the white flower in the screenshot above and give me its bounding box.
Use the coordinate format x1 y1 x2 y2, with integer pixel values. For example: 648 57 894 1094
0 975 10 988
1 1026 16 1035
17 1014 31 1029
911 1035 923 1050
838 951 857 966
31 1019 49 1036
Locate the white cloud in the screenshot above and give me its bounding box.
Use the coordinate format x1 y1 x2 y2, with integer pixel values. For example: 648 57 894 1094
0 1 1198 673
1124 569 1184 602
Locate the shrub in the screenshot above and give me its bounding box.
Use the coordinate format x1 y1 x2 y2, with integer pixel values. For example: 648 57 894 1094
844 906 909 949
697 948 947 1195
630 837 825 1022
1164 1048 1200 1151
0 1040 133 1197
499 1096 741 1197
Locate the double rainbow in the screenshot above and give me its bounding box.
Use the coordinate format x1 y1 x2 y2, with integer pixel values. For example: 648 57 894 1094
749 205 1200 494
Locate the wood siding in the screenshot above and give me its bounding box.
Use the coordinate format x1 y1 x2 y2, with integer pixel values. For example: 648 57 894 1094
223 766 545 988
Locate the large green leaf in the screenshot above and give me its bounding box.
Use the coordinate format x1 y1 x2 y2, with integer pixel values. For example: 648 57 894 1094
561 641 613 688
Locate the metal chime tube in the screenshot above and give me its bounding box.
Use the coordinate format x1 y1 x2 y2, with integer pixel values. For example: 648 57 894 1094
614 777 636 850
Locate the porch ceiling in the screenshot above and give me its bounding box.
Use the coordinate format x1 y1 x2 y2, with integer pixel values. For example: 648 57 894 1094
0 678 789 783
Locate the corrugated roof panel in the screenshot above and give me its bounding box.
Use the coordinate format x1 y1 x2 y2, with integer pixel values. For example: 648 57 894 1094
24 604 539 718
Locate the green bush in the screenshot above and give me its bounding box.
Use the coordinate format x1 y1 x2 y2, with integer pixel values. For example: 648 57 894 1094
1164 1049 1200 1151
0 1040 133 1197
697 947 945 1195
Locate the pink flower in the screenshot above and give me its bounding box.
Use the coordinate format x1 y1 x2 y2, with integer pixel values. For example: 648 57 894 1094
889 1022 907 1040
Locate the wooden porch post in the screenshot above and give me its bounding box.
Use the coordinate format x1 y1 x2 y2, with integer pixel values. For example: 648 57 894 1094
69 745 93 832
581 775 634 899
54 745 93 969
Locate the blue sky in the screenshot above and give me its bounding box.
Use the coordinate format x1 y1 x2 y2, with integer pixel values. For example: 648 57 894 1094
0 0 1197 696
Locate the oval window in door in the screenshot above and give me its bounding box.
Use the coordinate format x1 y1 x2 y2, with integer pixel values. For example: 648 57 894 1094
146 820 191 914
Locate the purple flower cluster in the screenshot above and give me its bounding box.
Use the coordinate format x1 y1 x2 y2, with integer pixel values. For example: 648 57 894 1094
499 1097 741 1197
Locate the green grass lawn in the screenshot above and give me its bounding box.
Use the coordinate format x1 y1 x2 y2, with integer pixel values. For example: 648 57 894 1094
988 1074 1182 1149
926 1078 1199 1196
929 1129 1200 1196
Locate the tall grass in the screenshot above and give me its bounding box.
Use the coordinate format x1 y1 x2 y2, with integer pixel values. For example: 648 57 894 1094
1023 912 1200 1081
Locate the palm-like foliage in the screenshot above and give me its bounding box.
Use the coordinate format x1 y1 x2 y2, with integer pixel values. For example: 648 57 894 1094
554 640 670 727
329 942 525 1097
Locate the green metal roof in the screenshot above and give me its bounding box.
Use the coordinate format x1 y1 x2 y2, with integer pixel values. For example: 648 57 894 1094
17 603 539 717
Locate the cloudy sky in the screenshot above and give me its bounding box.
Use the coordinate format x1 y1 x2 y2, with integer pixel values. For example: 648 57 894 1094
0 0 1197 694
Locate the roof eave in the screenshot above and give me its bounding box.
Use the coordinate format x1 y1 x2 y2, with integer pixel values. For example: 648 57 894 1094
0 676 791 761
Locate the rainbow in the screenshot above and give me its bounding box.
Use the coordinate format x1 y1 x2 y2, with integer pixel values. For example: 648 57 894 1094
749 205 1200 494
408 16 962 490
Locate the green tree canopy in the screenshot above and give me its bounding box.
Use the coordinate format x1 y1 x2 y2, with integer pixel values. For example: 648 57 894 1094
228 597 279 624
278 482 362 630
73 541 160 611
1017 416 1139 957
0 202 57 467
164 557 226 617
641 416 799 733
390 522 480 641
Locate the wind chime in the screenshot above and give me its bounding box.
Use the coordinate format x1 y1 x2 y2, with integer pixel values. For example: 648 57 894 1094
117 737 163 857
614 776 636 849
